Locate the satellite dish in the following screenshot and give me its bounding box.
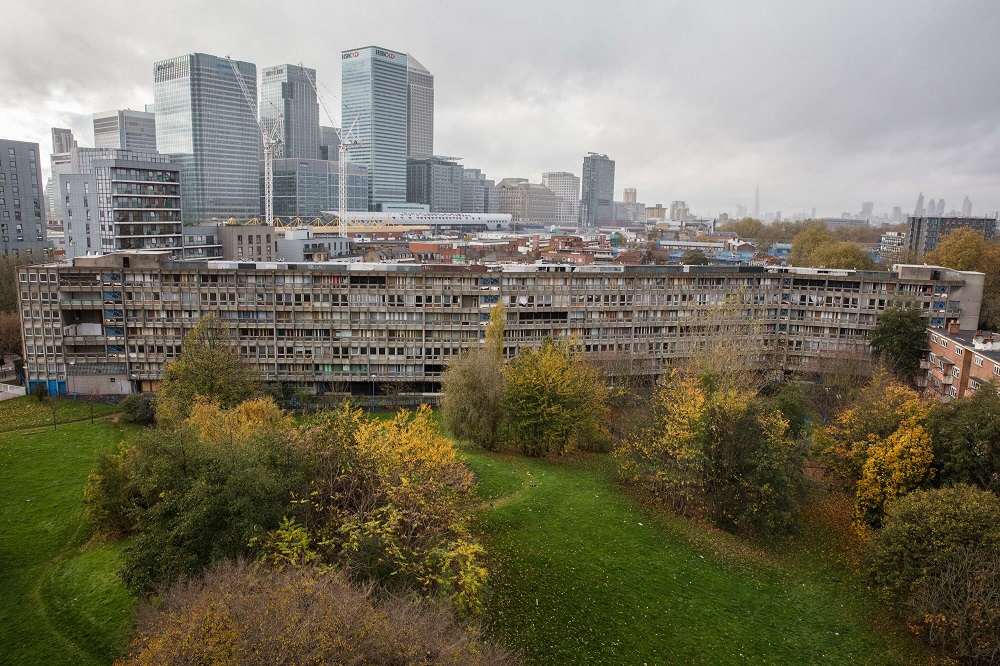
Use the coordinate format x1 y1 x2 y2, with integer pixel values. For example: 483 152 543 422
987 342 995 351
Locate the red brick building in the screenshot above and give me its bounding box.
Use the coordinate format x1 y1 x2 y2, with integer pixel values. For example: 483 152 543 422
925 323 1000 400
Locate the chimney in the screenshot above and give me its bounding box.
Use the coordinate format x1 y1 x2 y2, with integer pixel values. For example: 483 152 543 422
947 320 961 335
531 235 539 254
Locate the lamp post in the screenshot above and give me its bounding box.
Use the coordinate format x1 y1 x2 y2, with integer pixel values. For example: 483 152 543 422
370 373 376 414
68 360 76 399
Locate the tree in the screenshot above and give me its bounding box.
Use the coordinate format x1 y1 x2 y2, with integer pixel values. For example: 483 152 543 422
718 217 764 239
615 371 805 536
790 225 835 266
923 227 1000 329
119 393 155 426
817 368 928 483
681 249 710 265
503 340 610 456
926 385 1000 493
685 291 775 393
118 561 517 666
808 242 875 270
0 311 23 366
441 304 505 450
115 397 304 595
156 314 259 422
868 306 928 379
853 415 935 531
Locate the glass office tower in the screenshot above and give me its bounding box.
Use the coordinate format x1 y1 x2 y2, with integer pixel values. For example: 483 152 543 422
581 153 615 227
406 55 433 158
261 64 320 160
341 46 407 211
153 53 260 222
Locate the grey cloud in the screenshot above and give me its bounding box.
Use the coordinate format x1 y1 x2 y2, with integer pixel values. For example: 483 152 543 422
2 0 998 217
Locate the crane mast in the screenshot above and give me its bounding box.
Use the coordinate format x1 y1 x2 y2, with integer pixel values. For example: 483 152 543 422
226 55 282 226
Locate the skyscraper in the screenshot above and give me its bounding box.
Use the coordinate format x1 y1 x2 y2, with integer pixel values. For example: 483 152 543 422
406 55 433 158
153 53 260 223
541 172 580 226
860 201 874 218
342 46 408 211
51 128 76 155
914 192 925 216
962 196 973 217
260 64 320 160
93 109 157 152
580 153 614 227
753 184 760 218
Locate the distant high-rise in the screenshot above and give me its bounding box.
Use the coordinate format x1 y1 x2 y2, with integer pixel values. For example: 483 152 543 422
153 52 260 223
0 139 51 257
892 206 904 223
342 46 408 211
261 64 320 159
51 128 76 155
541 172 581 226
937 199 946 216
319 126 340 161
93 109 157 152
907 215 998 256
623 188 637 204
860 201 874 218
407 156 463 212
406 55 433 158
914 192 925 216
753 185 760 218
580 153 615 227
963 196 973 217
461 168 499 214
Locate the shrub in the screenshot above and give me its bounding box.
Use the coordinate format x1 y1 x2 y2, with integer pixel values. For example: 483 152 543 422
867 485 1000 601
117 560 518 666
119 393 155 426
31 382 48 402
291 403 487 614
84 446 140 538
926 384 1000 494
908 546 1000 665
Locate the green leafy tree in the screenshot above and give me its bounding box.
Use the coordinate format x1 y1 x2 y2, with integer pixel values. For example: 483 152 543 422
717 217 764 239
504 340 609 456
926 384 1000 493
868 306 928 378
156 314 260 422
117 398 304 595
867 485 1000 601
119 393 155 425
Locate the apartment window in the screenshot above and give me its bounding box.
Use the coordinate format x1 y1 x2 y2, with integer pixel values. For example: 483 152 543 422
949 386 958 398
971 379 982 390
940 340 948 350
956 347 963 356
975 356 984 367
994 365 1000 377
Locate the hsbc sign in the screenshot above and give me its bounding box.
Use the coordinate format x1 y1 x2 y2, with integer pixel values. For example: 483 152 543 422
342 52 360 60
342 49 398 60
374 49 396 59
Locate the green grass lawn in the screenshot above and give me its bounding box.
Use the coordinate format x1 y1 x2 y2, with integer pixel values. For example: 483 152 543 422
0 414 136 666
461 447 929 666
0 396 120 432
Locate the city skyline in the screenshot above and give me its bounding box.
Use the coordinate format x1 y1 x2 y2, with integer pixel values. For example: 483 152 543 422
3 1 999 219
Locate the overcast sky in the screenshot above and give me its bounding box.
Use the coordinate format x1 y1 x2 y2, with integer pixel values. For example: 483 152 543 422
3 0 998 219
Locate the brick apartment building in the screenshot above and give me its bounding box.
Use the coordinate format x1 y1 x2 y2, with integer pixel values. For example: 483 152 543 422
925 323 1000 400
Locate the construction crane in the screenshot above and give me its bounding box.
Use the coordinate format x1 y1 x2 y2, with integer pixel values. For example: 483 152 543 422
301 64 361 237
226 55 283 227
